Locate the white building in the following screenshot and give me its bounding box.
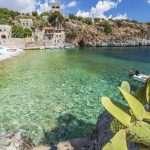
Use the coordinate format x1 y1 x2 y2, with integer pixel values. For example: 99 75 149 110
0 25 12 45
42 26 65 48
51 3 61 13
20 19 33 29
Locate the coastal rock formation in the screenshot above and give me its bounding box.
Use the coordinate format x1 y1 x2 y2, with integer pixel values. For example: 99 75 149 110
64 19 150 47
0 132 34 150
88 111 139 150
52 111 139 150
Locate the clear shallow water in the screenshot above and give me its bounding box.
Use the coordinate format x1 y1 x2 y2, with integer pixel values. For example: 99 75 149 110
0 47 150 144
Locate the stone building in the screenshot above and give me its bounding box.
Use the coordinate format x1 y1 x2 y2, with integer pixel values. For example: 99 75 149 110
20 19 33 29
0 25 12 45
51 3 61 13
42 26 65 48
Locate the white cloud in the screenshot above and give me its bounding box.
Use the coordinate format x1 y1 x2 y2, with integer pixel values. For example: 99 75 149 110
0 0 36 13
67 1 77 8
36 0 51 14
0 0 57 14
148 0 150 4
76 0 127 20
113 13 127 20
76 10 90 18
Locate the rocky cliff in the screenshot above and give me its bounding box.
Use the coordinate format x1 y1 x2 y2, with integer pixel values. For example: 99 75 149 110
64 19 150 47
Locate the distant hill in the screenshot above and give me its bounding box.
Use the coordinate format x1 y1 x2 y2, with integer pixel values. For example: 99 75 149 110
1 8 150 47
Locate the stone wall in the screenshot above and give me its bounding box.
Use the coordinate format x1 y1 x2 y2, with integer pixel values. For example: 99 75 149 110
0 38 35 49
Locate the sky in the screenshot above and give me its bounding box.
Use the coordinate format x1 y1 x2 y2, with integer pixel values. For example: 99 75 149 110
0 0 150 22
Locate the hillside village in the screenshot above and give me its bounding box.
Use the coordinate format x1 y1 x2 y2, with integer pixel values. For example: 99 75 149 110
0 3 65 49
1 3 150 49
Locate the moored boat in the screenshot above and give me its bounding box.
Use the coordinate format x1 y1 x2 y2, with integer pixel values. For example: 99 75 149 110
133 74 149 83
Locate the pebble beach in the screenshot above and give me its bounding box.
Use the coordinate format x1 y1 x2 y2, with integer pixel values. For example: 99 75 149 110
0 46 24 61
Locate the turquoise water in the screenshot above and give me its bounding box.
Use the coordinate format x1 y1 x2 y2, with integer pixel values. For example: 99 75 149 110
0 47 150 144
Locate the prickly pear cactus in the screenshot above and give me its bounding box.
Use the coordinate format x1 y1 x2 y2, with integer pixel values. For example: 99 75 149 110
110 119 124 133
121 81 130 93
101 81 150 150
146 78 150 105
128 121 150 146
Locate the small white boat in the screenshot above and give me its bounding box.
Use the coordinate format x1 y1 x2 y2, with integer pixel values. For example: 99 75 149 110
133 74 149 83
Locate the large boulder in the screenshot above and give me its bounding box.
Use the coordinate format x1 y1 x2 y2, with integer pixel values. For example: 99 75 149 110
88 111 139 150
0 132 35 150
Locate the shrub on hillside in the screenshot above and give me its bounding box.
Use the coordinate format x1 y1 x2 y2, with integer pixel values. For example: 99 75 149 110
66 29 77 39
69 13 77 20
32 11 38 17
48 12 64 26
12 25 32 38
146 22 150 25
102 21 112 34
40 12 50 17
82 17 93 25
77 16 83 21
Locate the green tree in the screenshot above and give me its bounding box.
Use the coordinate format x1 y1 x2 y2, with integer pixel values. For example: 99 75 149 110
32 11 38 17
77 16 83 21
0 8 10 16
82 17 93 25
10 10 20 19
12 25 32 38
103 21 112 34
68 13 77 20
23 28 32 37
66 29 77 39
40 12 50 17
146 22 150 25
94 18 100 23
48 11 64 26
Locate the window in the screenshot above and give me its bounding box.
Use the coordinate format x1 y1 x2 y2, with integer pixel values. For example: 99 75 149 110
1 35 6 39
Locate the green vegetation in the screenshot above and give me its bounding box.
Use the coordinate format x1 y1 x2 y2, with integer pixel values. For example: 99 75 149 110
94 18 100 23
146 22 150 25
31 11 38 17
0 8 20 19
48 11 64 26
82 17 93 25
66 29 77 39
69 13 77 20
33 19 48 30
12 25 32 38
68 13 93 25
102 21 112 34
101 79 150 150
40 12 50 17
0 8 20 25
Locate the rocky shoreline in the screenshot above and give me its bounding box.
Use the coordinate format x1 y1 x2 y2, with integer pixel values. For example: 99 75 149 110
70 38 150 48
0 111 140 150
0 46 24 62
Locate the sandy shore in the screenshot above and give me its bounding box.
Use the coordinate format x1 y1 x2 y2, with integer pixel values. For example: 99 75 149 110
0 46 24 61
